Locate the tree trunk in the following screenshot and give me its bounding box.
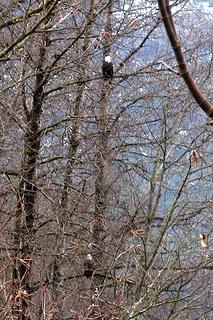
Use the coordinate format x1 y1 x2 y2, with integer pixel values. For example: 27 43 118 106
12 36 48 320
89 1 113 318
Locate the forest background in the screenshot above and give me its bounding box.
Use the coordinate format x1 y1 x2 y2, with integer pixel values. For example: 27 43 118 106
0 0 212 319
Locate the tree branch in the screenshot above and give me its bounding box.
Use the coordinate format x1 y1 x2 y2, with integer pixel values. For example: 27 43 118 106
158 0 213 118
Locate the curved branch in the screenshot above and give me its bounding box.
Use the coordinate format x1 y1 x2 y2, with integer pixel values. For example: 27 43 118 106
158 0 213 118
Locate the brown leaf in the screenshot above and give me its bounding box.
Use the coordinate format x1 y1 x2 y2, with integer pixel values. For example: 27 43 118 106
206 120 213 125
199 233 207 248
199 233 206 240
191 149 199 168
200 240 207 248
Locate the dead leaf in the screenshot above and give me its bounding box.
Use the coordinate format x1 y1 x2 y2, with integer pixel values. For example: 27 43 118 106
206 120 213 125
199 233 207 248
191 149 199 168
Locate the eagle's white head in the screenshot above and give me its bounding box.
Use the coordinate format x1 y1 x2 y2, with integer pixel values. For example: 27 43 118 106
105 55 112 63
86 254 93 261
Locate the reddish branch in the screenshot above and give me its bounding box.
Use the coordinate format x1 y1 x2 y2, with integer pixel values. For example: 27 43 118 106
158 0 213 118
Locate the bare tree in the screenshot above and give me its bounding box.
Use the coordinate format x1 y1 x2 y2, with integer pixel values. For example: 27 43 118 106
0 1 212 319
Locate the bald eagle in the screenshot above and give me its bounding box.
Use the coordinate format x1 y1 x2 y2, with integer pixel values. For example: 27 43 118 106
102 55 113 80
84 254 94 278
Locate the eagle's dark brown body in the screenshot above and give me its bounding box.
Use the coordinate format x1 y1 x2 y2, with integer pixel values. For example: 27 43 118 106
102 56 113 79
84 254 94 278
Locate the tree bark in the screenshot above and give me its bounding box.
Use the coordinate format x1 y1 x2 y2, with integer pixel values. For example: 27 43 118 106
88 1 114 319
12 36 48 320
